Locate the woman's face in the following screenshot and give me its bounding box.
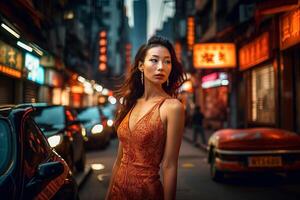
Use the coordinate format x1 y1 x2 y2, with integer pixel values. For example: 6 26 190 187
139 46 172 86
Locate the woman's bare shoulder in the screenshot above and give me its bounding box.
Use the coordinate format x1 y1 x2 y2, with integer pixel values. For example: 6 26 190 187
162 98 184 114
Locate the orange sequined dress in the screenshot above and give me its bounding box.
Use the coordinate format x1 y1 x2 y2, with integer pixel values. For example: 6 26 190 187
108 98 167 200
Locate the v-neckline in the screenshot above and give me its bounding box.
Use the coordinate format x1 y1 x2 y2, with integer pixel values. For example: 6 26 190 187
127 99 163 133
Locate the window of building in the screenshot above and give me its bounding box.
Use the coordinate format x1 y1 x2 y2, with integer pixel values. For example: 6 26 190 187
250 64 275 124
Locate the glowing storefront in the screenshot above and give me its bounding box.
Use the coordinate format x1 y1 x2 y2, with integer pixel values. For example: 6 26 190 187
0 40 23 104
279 7 300 132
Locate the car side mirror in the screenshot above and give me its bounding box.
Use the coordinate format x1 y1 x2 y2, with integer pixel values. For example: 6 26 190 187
37 161 64 180
25 161 64 198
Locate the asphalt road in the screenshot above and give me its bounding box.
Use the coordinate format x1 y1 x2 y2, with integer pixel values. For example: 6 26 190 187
79 136 300 200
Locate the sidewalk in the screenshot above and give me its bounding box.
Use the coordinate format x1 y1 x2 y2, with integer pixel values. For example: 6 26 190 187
182 127 214 152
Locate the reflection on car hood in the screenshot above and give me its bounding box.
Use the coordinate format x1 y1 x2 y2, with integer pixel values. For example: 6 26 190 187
211 128 300 150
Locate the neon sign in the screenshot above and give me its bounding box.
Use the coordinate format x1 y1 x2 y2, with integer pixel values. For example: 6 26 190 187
193 43 236 69
25 53 44 84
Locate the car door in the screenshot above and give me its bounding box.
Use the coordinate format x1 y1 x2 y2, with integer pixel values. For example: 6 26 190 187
22 116 61 199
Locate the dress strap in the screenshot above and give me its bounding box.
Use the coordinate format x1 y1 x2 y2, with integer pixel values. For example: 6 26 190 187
157 98 169 110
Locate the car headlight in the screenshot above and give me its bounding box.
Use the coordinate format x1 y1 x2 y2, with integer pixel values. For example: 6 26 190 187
47 134 63 147
107 119 113 127
81 126 87 137
91 124 103 134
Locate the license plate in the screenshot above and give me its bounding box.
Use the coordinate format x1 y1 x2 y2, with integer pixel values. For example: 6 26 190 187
248 156 282 167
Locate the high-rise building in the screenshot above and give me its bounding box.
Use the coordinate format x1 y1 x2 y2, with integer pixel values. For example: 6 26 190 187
132 0 147 57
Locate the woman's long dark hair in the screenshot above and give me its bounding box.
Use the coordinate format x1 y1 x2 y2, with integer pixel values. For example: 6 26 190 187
114 36 186 128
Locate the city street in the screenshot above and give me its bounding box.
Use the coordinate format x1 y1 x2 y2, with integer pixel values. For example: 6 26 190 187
79 130 300 200
1 1 300 199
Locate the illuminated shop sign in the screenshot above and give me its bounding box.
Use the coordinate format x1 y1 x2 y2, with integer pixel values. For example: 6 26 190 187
0 64 21 78
193 43 236 69
239 32 270 71
25 53 44 84
0 40 22 78
201 72 229 89
71 85 84 94
45 69 63 87
175 41 182 62
98 30 107 71
280 8 300 50
187 17 195 51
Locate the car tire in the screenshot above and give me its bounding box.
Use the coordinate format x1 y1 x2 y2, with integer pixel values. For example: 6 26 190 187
210 153 224 182
75 149 86 172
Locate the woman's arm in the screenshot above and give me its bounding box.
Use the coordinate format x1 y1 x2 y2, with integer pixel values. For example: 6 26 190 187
161 99 185 200
105 141 123 200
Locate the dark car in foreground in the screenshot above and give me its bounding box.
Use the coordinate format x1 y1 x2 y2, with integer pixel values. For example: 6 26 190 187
76 106 110 149
0 105 78 199
208 128 300 182
31 105 86 172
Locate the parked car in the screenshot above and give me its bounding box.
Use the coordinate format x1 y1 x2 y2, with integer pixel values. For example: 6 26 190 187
76 106 110 149
0 105 79 199
31 104 86 173
100 103 117 138
207 128 300 182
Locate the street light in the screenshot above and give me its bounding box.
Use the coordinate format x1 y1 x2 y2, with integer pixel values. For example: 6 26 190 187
1 23 20 38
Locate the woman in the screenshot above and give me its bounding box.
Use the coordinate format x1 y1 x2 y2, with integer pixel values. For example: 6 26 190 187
106 36 186 200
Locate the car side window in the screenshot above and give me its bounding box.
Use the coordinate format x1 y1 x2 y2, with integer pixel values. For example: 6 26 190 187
0 119 12 175
23 117 50 180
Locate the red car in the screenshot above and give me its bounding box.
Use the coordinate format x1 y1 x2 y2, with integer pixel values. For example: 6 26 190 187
207 128 300 181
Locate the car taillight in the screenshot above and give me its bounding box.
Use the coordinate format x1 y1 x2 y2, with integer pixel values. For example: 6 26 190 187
65 130 72 138
102 119 107 127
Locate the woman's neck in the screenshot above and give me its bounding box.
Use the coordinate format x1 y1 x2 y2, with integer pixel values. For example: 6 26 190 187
142 81 167 101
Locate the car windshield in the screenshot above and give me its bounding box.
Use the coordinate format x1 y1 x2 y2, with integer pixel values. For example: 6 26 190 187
32 106 65 132
77 107 100 122
101 104 116 120
0 119 12 176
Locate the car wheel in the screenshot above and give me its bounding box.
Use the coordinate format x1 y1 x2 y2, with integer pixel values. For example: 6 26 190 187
75 149 86 172
210 152 224 182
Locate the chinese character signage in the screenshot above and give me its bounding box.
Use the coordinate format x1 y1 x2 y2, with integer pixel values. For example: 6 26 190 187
193 43 236 69
239 32 270 71
280 8 300 50
25 53 44 84
0 40 22 78
187 17 195 51
0 40 23 70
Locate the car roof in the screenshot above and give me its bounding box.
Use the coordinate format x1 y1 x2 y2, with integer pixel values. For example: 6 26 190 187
0 105 14 117
0 104 34 117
